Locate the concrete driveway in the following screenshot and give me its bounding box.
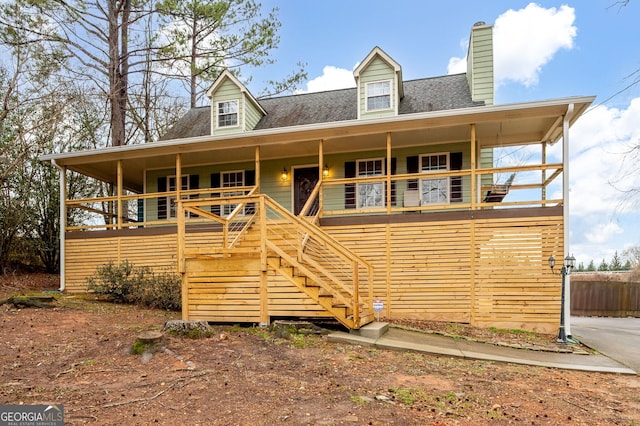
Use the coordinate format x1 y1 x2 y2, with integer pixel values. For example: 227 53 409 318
571 316 640 373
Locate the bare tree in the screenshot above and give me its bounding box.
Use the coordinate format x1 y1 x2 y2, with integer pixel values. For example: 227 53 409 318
156 0 306 107
0 0 157 147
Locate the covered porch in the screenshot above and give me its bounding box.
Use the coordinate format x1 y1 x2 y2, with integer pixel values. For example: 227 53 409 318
43 97 593 332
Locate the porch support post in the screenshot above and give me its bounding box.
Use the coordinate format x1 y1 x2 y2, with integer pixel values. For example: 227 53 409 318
469 123 477 326
318 139 324 214
177 199 188 320
175 153 182 200
116 160 123 229
562 104 574 337
176 152 187 320
541 142 547 204
259 196 269 326
386 132 392 214
52 160 66 292
255 146 260 191
540 141 547 203
470 124 477 209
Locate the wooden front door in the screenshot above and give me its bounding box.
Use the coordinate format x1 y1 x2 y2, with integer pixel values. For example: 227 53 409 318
293 166 319 215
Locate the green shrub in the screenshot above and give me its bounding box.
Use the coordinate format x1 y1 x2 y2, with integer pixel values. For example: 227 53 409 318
87 261 181 311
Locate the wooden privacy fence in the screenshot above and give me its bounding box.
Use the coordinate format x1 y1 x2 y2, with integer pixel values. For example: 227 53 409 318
571 280 640 317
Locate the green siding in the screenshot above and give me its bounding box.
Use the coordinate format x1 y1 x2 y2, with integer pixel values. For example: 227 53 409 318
359 57 397 119
322 143 473 211
245 98 263 130
144 142 487 220
211 79 244 135
467 25 494 106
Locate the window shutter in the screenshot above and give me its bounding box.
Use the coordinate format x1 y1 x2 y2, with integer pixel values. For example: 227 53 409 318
344 161 356 209
390 157 397 206
157 177 167 220
210 173 221 216
450 152 463 202
245 170 256 186
189 174 199 191
406 156 419 190
137 198 144 226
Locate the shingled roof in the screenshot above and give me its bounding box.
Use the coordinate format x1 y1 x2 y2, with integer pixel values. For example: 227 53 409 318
160 73 481 141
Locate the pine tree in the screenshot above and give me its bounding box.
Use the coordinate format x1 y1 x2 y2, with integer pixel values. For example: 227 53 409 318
597 259 609 271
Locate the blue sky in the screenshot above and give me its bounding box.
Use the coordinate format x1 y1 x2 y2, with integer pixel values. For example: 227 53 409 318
244 1 640 267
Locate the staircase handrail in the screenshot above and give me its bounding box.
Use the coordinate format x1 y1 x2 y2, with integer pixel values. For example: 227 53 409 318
298 181 321 218
263 195 372 271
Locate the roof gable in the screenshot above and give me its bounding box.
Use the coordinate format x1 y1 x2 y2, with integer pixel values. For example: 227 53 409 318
206 70 266 116
354 46 404 100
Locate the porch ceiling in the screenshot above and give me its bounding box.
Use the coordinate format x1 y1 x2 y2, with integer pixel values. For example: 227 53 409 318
42 96 594 192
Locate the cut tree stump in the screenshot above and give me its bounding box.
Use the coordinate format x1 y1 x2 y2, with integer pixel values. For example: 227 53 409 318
131 331 165 355
162 320 212 338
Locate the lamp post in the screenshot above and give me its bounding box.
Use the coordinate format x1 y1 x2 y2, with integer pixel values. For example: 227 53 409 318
548 254 576 343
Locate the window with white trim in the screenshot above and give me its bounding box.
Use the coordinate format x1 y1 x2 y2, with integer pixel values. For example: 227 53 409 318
366 80 391 111
167 175 189 218
217 100 238 127
357 158 384 208
222 170 244 215
420 153 449 205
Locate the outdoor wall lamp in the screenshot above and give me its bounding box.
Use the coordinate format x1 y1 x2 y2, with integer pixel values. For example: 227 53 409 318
281 168 289 181
323 164 330 177
548 254 576 343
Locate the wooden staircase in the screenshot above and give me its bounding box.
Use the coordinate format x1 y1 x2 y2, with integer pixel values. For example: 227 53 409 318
178 193 375 329
234 217 374 329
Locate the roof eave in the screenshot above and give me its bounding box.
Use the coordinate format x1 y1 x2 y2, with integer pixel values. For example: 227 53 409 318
40 95 595 165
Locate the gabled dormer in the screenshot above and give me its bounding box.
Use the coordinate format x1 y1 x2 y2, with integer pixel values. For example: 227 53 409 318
206 70 266 135
354 47 403 120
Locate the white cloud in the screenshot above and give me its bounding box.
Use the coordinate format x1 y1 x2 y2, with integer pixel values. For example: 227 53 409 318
448 3 577 87
565 99 640 217
299 65 356 93
495 3 576 86
447 56 466 75
584 221 623 245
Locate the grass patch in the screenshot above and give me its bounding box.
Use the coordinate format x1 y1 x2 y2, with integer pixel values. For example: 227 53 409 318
488 326 537 336
350 395 369 405
389 387 426 406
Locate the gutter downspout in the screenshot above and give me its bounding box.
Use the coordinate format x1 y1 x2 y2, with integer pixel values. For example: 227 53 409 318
563 103 574 338
51 159 65 292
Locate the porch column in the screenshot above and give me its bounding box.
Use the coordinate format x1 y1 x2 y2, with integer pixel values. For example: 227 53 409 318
542 142 547 203
563 104 574 337
175 153 182 200
177 199 187 320
386 132 392 215
53 161 67 292
318 139 324 214
259 196 269 326
470 124 477 209
469 123 477 325
255 146 261 191
116 160 123 229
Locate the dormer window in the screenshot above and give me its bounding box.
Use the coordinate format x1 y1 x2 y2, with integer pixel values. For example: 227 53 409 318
217 100 238 127
366 80 391 111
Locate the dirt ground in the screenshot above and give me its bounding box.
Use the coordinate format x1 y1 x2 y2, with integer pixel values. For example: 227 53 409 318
1 274 639 425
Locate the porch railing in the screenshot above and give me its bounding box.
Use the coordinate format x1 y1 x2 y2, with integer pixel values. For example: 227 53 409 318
63 162 563 232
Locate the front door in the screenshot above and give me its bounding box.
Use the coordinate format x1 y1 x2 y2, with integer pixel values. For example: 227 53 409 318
293 166 319 216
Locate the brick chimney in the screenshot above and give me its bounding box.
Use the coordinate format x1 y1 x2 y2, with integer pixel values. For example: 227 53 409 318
466 22 494 106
